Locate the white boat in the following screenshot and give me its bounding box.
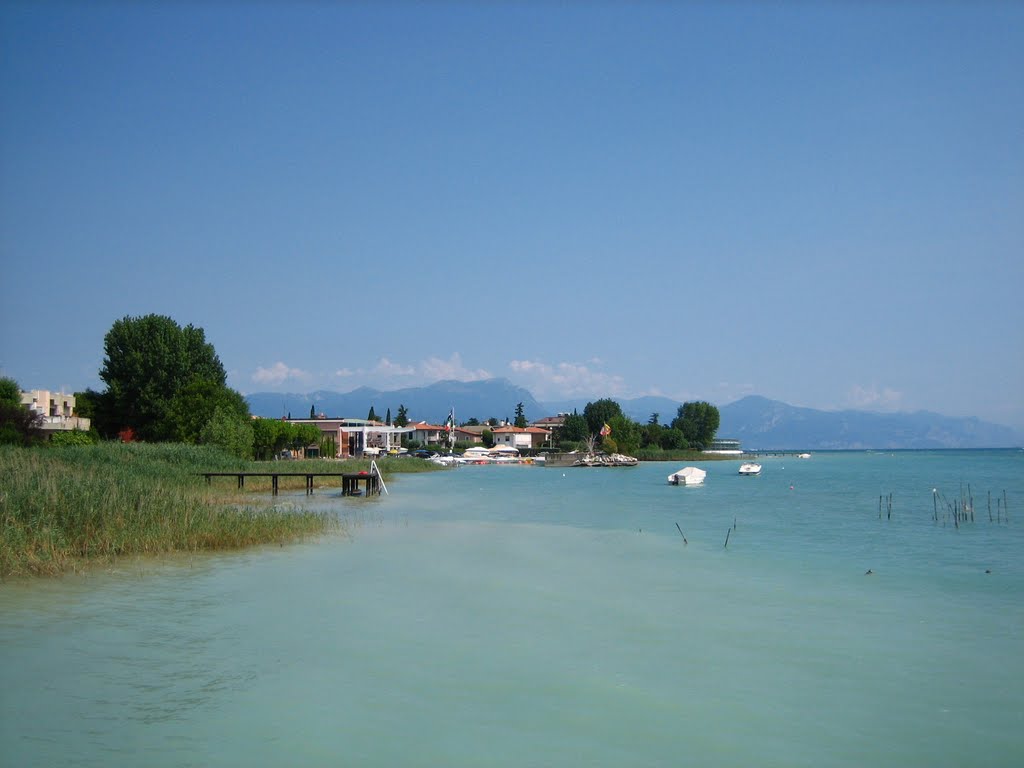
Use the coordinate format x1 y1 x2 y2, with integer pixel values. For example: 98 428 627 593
798 453 811 459
738 462 762 475
668 466 706 486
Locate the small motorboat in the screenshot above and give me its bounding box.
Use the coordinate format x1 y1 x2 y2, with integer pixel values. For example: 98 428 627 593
738 462 762 476
668 466 706 486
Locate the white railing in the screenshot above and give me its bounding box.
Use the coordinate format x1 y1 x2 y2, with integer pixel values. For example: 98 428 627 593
369 459 388 495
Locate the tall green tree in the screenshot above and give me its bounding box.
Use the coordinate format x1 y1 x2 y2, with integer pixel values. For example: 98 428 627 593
0 377 20 406
199 406 254 459
98 314 227 441
367 406 378 422
671 401 720 450
606 414 641 455
161 379 250 444
583 398 624 437
0 376 43 446
394 404 409 427
557 411 589 444
252 418 288 460
514 402 527 428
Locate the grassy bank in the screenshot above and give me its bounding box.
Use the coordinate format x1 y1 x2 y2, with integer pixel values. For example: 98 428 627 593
1 444 354 579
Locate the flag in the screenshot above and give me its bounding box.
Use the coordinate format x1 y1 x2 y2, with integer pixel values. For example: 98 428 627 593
445 409 454 432
600 423 611 436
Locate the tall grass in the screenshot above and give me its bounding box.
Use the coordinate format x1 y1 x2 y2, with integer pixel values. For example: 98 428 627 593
0 444 342 578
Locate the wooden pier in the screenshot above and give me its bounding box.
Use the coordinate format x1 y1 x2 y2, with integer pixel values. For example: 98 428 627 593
201 471 382 497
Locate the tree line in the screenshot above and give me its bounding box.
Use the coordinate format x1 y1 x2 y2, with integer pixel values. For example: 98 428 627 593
550 398 720 456
2 313 719 459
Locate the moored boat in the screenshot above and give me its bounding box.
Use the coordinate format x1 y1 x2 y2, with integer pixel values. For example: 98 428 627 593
668 466 706 485
738 462 762 475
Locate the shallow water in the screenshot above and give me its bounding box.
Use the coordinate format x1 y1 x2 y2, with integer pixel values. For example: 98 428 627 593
2 451 1022 766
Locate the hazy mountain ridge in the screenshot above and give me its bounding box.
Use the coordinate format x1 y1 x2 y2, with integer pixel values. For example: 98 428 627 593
245 380 1022 449
246 378 545 425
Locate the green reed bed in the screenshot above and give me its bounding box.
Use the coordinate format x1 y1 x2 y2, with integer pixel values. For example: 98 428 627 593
0 444 337 579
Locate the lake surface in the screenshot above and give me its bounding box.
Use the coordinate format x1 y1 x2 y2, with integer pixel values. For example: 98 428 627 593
2 450 1022 766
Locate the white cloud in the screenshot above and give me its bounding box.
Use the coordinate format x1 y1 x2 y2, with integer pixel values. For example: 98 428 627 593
844 384 904 411
252 361 311 387
372 357 416 378
420 353 491 382
508 359 626 399
327 354 490 390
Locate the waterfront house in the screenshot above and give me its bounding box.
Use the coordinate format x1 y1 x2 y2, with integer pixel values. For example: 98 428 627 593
20 389 91 438
490 425 552 450
284 417 413 458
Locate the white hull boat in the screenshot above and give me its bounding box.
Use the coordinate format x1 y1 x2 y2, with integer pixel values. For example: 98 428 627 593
668 466 706 486
738 462 762 475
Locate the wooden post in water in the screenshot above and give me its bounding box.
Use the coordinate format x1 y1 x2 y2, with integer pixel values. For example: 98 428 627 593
724 528 731 549
675 522 687 545
988 491 993 523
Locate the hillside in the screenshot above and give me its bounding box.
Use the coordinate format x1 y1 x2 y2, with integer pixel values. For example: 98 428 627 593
245 380 1022 449
246 378 545 426
717 396 1023 450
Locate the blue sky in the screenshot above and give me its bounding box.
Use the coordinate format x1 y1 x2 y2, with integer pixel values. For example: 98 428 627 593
2 2 1022 428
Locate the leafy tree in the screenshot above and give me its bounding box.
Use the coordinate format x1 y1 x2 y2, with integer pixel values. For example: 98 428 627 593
199 405 254 459
558 411 589 443
487 417 499 427
481 428 494 448
660 427 688 450
648 412 659 425
463 417 480 426
394 404 409 427
605 414 641 455
291 424 322 453
161 379 250 444
641 421 662 448
583 398 624 437
0 377 20 406
514 402 527 428
252 418 288 460
72 389 102 420
98 314 227 441
0 376 43 446
671 401 720 450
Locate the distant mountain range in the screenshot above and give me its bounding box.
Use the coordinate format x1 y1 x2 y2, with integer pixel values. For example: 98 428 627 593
245 378 1023 450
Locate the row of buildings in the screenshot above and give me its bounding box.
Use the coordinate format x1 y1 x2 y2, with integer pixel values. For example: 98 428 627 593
284 415 565 458
13 386 560 457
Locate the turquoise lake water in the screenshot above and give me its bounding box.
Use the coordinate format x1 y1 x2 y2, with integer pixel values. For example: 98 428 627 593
1 450 1022 766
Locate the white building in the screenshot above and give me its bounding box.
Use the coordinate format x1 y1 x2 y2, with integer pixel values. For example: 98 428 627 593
20 389 91 435
490 425 551 450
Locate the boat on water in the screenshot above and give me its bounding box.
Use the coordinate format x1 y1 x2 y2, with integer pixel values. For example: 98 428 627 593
798 453 811 459
738 462 762 476
668 466 706 486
